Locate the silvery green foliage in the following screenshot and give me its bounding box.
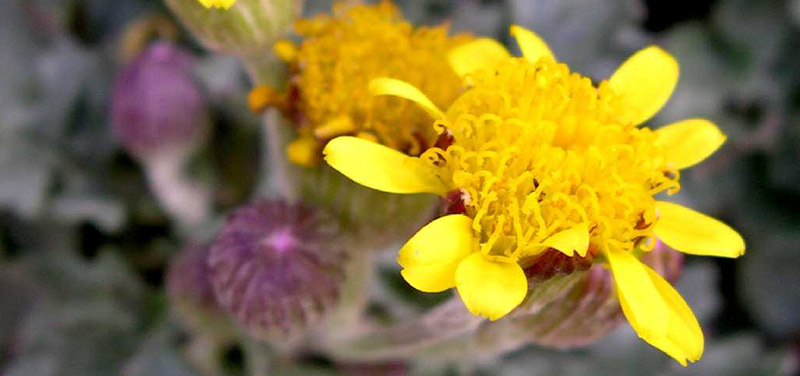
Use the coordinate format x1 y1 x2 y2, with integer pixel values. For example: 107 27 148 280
508 0 647 78
0 1 123 226
793 0 800 26
121 324 198 376
2 252 146 376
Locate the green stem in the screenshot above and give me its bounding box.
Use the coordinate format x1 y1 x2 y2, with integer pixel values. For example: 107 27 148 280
143 150 212 232
242 55 299 201
242 335 273 376
321 272 585 363
185 334 227 376
260 110 299 201
321 297 483 362
317 248 376 340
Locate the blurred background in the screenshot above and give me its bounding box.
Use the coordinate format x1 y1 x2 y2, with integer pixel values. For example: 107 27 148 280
1 0 798 375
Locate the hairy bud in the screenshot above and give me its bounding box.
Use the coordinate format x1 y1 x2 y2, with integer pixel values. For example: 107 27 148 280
111 41 208 161
165 0 299 58
166 242 235 338
517 239 685 349
209 199 345 341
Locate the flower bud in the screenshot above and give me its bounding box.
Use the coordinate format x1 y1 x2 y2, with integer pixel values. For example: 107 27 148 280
166 242 235 338
110 41 208 161
513 240 685 349
164 0 299 58
166 242 218 311
208 199 345 341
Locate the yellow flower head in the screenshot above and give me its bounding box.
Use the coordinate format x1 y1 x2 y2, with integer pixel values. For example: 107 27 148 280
197 0 236 9
249 1 470 166
324 26 746 366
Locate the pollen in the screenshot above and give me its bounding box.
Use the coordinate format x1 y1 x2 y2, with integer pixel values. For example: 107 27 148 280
421 58 680 261
275 1 470 163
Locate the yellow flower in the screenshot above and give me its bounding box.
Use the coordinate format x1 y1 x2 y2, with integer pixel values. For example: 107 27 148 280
249 1 470 166
197 0 236 9
323 26 745 366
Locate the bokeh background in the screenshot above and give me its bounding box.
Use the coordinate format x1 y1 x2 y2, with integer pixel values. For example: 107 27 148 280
1 0 799 375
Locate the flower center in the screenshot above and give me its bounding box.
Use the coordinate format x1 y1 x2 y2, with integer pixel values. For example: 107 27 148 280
264 227 298 254
287 2 469 155
422 58 680 261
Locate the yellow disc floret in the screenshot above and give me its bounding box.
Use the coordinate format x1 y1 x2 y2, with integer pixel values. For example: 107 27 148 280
422 57 680 262
257 1 470 165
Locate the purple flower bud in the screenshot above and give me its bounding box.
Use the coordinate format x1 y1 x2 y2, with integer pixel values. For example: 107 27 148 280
520 239 686 348
166 242 218 311
167 242 238 338
209 199 345 340
110 41 208 160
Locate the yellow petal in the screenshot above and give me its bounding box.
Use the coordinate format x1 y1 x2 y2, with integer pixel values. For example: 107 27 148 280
642 265 704 366
655 118 727 169
286 137 319 167
218 0 236 8
654 201 745 258
447 38 510 77
369 78 444 119
398 215 475 293
542 223 589 257
198 0 235 9
455 252 527 321
509 25 554 63
606 249 669 340
609 46 679 125
323 136 447 195
313 115 356 139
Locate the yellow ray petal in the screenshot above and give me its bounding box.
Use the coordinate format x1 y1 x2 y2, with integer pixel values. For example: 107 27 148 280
369 78 444 119
448 38 510 78
218 0 236 8
642 265 704 366
286 137 319 167
198 0 235 9
313 115 356 139
509 25 554 63
609 46 679 125
455 252 527 321
542 223 589 257
323 136 447 194
655 118 727 170
606 249 669 340
654 201 745 258
398 215 475 293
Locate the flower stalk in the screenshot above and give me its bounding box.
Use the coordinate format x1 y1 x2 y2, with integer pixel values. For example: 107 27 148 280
320 271 584 362
110 41 213 230
143 151 212 229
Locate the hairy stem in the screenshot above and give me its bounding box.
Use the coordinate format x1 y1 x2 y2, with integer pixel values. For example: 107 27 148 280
242 55 299 202
143 152 211 230
321 272 585 363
